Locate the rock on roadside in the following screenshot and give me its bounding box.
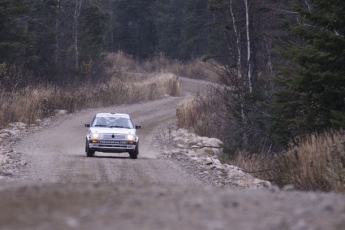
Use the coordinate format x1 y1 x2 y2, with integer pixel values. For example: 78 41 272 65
158 128 271 189
0 110 68 180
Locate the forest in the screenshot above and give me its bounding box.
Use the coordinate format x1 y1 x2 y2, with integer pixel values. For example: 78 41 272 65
1 0 345 155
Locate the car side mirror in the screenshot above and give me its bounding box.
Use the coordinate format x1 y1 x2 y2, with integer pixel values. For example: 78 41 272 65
85 124 90 127
135 125 141 129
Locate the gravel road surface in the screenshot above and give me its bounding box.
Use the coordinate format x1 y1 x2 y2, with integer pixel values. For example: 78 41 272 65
1 77 345 230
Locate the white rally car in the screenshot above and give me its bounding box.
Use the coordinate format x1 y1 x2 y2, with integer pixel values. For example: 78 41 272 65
85 112 141 159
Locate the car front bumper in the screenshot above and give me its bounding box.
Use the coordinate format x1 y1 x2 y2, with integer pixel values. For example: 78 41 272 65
88 140 137 153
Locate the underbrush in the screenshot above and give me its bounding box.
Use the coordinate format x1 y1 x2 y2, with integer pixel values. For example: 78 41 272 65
2 51 206 128
177 94 226 138
105 52 219 82
177 91 345 192
0 73 181 127
271 132 345 192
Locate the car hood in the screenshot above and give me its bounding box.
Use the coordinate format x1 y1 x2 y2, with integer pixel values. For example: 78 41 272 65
89 127 136 135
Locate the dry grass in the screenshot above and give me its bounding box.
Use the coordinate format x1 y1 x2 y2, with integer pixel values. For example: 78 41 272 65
0 73 181 128
271 131 345 192
1 51 217 128
1 51 188 128
176 97 202 132
223 153 274 181
169 60 220 82
105 52 220 82
177 90 345 192
176 93 226 138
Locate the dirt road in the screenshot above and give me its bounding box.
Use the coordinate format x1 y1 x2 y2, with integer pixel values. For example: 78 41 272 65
16 77 208 184
1 77 345 230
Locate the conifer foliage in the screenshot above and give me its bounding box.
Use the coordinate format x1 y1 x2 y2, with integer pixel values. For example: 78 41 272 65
0 0 35 89
272 0 345 146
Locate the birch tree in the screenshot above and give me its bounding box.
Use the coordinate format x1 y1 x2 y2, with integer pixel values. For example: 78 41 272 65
204 0 280 153
244 0 252 93
206 0 253 149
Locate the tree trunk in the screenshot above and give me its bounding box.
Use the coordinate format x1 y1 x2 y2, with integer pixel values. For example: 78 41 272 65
229 0 242 81
73 0 83 69
229 0 248 146
244 0 252 93
54 0 60 65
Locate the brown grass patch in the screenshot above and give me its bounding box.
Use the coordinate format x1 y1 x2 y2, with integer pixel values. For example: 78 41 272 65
177 93 226 137
221 132 345 192
105 52 220 82
0 73 181 128
271 131 345 192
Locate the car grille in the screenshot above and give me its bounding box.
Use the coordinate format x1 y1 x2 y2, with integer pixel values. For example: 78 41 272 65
103 134 126 139
99 144 128 148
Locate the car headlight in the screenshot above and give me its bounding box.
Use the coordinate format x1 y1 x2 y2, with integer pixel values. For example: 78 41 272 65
92 133 99 139
127 134 134 140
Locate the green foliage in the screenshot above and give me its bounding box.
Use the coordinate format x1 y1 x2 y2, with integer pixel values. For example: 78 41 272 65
111 0 158 59
0 0 35 63
0 0 35 89
151 0 184 60
182 0 211 59
106 0 213 61
272 0 345 146
26 0 59 83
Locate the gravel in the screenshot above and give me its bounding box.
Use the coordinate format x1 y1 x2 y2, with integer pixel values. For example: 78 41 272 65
0 77 345 230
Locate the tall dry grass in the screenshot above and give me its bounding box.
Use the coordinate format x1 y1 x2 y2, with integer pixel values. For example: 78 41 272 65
0 73 181 128
272 131 345 192
224 153 275 183
177 93 227 138
1 51 192 128
177 89 345 192
105 52 220 82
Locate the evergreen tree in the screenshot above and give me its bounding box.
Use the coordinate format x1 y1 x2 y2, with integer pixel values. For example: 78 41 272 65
112 0 157 59
182 0 211 59
27 0 59 84
78 2 109 82
0 0 35 89
271 0 345 146
0 0 34 64
151 0 185 60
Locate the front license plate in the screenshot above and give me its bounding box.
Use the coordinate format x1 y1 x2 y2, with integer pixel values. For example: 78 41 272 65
99 140 123 144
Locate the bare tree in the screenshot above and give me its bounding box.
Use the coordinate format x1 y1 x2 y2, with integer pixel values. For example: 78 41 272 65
244 0 252 93
204 0 279 153
73 0 83 69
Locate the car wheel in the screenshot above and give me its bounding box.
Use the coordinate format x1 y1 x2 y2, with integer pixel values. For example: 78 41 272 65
86 140 95 157
129 145 139 159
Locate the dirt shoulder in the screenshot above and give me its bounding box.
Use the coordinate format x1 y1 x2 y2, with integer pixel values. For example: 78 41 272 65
0 182 345 230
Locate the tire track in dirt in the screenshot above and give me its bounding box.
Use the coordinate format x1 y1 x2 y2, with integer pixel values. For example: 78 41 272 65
15 77 208 184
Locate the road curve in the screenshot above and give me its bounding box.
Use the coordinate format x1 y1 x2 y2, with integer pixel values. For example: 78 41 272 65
1 77 345 230
17 77 209 184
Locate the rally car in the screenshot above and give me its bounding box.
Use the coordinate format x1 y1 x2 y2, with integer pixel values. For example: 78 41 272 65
85 112 141 159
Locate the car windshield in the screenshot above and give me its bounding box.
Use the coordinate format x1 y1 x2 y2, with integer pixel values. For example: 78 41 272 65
91 116 134 129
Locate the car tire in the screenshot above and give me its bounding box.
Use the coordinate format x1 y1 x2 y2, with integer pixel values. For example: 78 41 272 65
86 140 95 157
129 145 139 159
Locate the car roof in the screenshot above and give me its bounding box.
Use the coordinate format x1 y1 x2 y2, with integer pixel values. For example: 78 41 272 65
95 112 130 118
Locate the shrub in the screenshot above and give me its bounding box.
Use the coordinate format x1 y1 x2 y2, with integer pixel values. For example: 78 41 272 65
177 88 345 192
105 52 219 82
